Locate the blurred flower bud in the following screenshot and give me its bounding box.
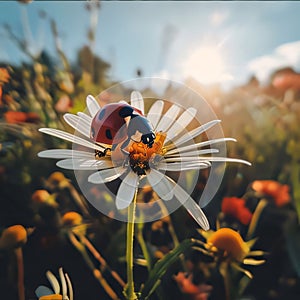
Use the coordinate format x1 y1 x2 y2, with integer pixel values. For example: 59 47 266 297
62 211 83 227
47 172 69 189
55 95 72 113
0 225 27 250
32 190 58 207
32 190 51 204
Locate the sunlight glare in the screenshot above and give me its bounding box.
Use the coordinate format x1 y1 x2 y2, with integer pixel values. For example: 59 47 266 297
183 46 229 85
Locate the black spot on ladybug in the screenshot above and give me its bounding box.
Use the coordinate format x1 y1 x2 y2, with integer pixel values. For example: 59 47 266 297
119 106 134 118
106 129 113 140
91 127 95 138
98 109 106 120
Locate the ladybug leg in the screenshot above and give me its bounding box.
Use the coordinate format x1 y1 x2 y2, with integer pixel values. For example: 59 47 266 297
95 149 105 158
95 147 111 158
104 147 112 156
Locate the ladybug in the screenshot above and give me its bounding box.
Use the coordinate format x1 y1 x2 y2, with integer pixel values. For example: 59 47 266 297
90 103 156 155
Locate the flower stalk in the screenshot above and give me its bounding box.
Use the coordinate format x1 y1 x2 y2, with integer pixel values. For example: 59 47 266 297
15 247 25 300
124 188 138 300
68 232 118 299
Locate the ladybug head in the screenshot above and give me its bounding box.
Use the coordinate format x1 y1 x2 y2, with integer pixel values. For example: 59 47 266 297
141 132 156 148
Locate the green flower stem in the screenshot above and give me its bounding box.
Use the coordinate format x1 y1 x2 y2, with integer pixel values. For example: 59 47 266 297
246 199 268 240
160 203 180 248
125 188 138 300
291 161 300 222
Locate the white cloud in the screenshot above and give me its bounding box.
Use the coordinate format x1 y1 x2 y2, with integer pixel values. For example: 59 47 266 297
247 40 300 83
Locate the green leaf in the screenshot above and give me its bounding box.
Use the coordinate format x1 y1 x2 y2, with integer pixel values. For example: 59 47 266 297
140 238 196 300
291 162 300 223
286 225 300 277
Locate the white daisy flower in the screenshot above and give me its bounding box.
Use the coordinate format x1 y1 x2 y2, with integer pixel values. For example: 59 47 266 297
35 267 73 300
38 91 250 230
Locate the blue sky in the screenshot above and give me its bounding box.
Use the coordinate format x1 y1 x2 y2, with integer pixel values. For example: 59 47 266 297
1 1 300 88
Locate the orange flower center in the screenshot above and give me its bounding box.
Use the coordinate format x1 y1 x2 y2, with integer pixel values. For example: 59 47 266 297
128 132 167 175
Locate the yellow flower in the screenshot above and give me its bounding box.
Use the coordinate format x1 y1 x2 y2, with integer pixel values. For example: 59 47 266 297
207 228 249 262
199 227 265 278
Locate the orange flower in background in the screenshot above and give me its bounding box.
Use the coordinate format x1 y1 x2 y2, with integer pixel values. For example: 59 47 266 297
55 95 72 113
272 69 300 91
0 68 10 84
221 197 252 225
0 68 10 104
4 111 40 124
252 180 290 207
174 272 212 300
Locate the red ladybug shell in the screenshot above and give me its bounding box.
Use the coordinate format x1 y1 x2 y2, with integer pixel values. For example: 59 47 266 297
90 103 142 145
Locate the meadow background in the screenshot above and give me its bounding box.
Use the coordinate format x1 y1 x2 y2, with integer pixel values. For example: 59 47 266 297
0 1 300 300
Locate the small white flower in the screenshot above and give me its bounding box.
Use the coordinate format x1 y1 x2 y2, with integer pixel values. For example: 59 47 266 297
38 91 250 230
35 267 73 300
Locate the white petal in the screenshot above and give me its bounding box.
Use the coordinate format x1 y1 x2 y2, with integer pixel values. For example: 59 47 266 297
77 112 92 124
164 156 214 162
157 161 210 171
86 95 100 117
64 113 91 138
164 156 251 166
147 169 173 201
130 91 144 115
156 104 181 132
147 100 164 129
65 273 73 300
166 176 210 230
166 138 236 156
88 166 126 184
39 128 105 152
59 268 67 299
165 148 219 158
35 286 54 297
46 270 60 294
38 149 94 159
116 172 139 209
166 107 197 141
56 158 113 170
166 120 221 150
200 156 251 166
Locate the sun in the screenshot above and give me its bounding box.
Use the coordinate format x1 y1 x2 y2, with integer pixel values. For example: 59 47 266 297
182 46 230 85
